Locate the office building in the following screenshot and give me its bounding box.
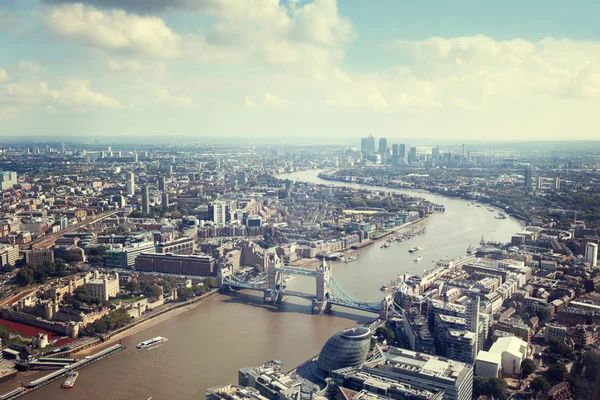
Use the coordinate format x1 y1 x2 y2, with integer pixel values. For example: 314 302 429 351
399 144 406 159
0 245 19 268
318 327 371 374
434 315 477 363
408 147 417 164
432 146 440 164
237 171 247 185
585 243 598 267
524 167 533 193
142 186 151 214
162 192 169 209
352 347 473 400
103 241 156 269
156 237 195 255
361 135 375 155
159 176 167 192
213 201 227 226
0 172 17 191
135 253 215 276
465 297 480 352
126 172 135 196
85 272 120 301
378 138 387 154
553 176 561 191
24 249 55 265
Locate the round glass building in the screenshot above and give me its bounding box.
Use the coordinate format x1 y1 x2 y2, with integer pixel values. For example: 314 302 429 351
317 327 371 373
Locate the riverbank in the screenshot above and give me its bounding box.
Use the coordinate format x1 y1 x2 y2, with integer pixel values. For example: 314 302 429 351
73 289 220 357
315 171 531 223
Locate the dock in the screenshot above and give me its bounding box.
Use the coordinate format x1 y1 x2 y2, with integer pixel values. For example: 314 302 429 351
0 344 125 399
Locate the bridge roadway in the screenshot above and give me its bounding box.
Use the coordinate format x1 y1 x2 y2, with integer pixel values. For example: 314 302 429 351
24 208 123 250
223 279 383 314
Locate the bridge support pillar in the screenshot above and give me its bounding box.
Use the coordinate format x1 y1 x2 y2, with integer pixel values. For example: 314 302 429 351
379 295 393 320
275 292 286 304
311 299 329 314
263 291 275 304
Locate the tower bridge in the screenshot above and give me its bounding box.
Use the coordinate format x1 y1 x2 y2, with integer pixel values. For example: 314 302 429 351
218 255 401 319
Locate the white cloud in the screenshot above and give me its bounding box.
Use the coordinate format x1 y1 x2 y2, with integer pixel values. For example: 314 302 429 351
55 80 120 108
245 93 290 109
0 106 19 120
152 86 194 108
44 1 352 67
44 3 181 57
0 77 119 109
107 59 143 72
18 61 41 74
0 68 7 82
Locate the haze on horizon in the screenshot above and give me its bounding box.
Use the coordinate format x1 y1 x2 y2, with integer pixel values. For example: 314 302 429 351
1 0 600 141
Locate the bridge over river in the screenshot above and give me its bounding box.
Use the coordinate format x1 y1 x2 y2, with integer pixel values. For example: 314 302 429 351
218 256 401 318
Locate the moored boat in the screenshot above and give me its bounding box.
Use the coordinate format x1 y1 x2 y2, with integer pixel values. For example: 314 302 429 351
408 247 421 253
62 372 79 389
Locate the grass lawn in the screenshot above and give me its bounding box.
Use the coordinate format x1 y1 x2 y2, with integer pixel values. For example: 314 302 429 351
370 231 385 238
111 295 145 304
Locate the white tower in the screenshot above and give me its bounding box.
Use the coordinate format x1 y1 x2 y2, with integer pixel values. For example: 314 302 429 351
126 172 135 196
586 243 598 267
213 201 227 226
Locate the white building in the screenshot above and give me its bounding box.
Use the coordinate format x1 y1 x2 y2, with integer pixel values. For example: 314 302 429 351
0 244 19 267
0 171 17 190
475 336 527 378
585 243 598 267
86 272 120 301
213 201 227 226
126 172 135 196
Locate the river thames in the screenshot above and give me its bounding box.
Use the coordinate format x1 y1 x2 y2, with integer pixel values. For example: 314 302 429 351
18 169 523 400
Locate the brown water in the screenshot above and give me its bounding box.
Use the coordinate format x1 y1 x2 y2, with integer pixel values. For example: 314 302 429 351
13 169 523 400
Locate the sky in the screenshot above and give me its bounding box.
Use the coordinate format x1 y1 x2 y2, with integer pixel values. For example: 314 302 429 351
1 0 600 141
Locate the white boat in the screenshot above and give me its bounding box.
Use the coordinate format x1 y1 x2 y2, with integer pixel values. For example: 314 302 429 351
137 336 167 349
414 256 422 262
408 247 421 253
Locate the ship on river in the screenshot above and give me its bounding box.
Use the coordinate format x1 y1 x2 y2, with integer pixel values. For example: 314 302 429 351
408 247 421 253
62 372 79 389
137 337 167 349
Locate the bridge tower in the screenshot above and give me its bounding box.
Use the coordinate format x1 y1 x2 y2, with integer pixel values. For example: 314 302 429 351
312 259 332 314
379 295 393 320
216 263 232 291
264 254 283 304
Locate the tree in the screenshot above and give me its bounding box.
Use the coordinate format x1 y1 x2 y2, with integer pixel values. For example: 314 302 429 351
530 376 551 393
177 287 194 300
473 377 508 400
521 358 536 377
547 363 567 383
146 284 163 299
548 338 572 357
536 309 551 324
126 281 140 295
375 326 396 343
204 277 218 289
0 330 10 348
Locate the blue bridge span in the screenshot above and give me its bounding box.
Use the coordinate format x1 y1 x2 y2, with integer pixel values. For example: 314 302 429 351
218 256 401 318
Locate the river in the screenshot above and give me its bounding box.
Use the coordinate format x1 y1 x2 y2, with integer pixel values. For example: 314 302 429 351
11 169 523 400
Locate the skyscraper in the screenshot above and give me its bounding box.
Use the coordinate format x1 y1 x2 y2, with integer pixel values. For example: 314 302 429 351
159 176 167 192
126 172 135 196
360 137 368 153
432 146 440 164
378 137 387 154
161 192 169 209
466 296 481 354
537 176 544 190
585 243 598 267
213 201 227 226
399 144 406 159
524 167 533 193
408 147 417 164
553 176 561 191
367 135 375 154
142 186 150 214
